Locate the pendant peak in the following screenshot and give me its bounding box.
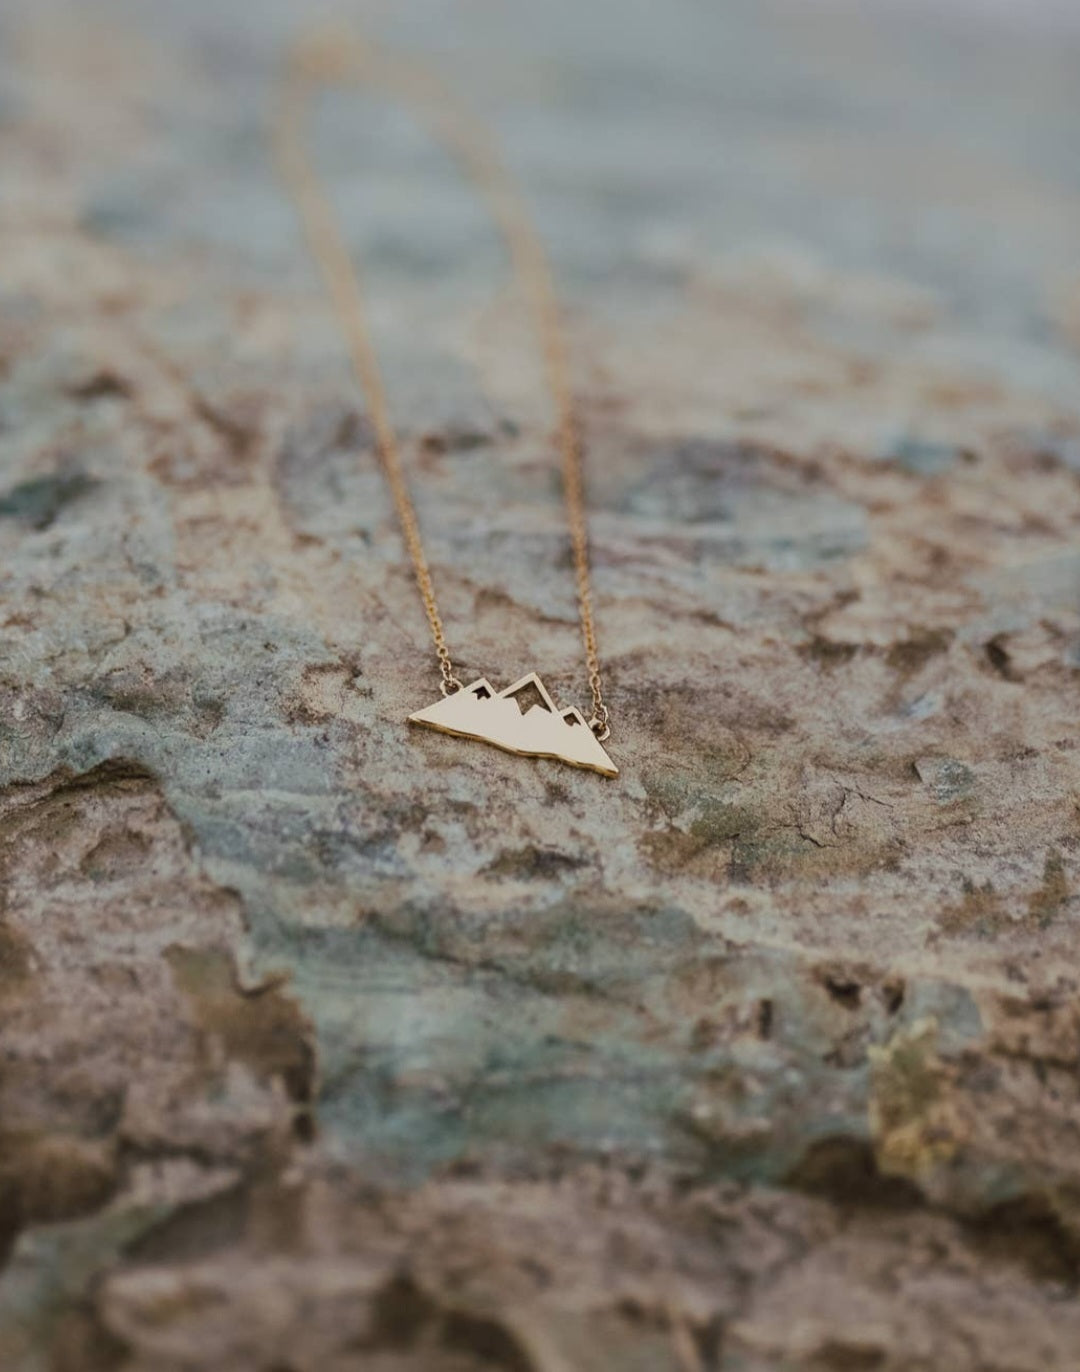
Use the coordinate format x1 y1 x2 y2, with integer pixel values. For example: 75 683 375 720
409 674 618 776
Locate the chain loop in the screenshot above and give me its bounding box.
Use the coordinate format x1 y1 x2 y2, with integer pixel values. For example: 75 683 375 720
276 33 609 732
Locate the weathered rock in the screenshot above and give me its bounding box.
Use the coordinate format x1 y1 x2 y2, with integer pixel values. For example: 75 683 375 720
1 0 1080 1368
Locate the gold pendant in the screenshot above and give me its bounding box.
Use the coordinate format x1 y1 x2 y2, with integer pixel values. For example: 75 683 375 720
409 673 618 777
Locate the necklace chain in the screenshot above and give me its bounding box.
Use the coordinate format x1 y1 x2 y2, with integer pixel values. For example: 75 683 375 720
275 33 610 739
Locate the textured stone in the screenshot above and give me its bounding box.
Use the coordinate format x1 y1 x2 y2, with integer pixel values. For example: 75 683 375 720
1 0 1080 1368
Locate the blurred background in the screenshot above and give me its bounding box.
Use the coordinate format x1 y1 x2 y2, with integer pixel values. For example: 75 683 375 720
4 0 1079 413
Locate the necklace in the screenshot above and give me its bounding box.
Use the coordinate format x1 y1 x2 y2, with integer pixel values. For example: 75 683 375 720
275 34 617 778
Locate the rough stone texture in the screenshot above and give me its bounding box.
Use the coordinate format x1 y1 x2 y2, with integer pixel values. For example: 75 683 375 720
2 0 1080 1368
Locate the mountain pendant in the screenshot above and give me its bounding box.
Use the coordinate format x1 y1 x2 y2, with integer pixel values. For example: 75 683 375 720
408 672 618 777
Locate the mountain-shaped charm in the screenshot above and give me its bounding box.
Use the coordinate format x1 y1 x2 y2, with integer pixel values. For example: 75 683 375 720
408 673 618 777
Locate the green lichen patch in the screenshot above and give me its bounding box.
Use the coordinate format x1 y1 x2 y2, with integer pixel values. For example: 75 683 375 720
481 845 590 880
939 879 1008 938
731 827 904 886
915 756 976 805
869 1018 961 1183
0 470 99 531
1027 848 1069 928
939 850 1069 938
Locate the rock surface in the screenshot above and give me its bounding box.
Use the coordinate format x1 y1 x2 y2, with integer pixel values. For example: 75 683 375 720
2 1 1080 1368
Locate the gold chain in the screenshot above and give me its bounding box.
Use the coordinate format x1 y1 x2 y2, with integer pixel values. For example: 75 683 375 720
274 32 610 739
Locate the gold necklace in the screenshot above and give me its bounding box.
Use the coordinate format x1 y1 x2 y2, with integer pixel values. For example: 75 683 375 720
274 34 617 777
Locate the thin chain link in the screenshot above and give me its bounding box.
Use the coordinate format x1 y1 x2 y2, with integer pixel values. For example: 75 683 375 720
274 33 609 737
